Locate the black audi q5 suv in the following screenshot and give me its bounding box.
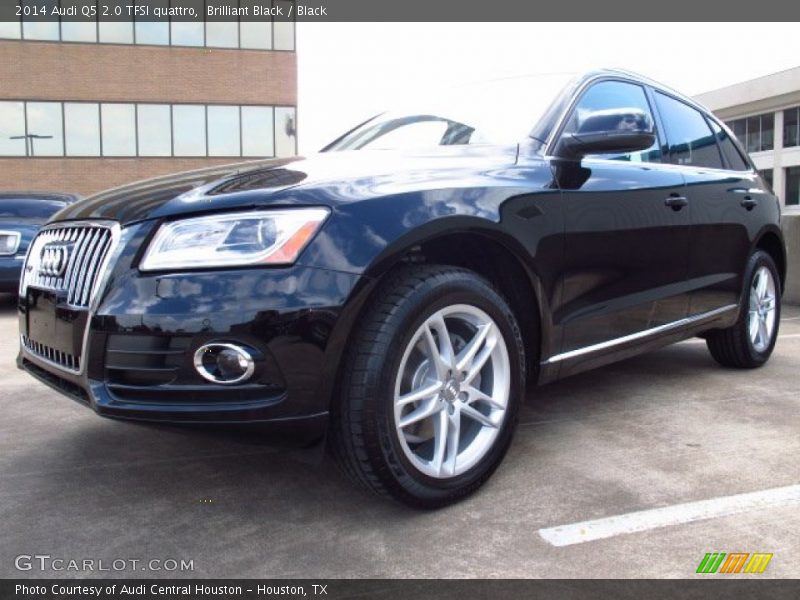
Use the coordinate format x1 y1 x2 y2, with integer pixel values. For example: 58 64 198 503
18 69 786 507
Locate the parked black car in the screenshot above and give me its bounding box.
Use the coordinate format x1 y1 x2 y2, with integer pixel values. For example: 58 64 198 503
18 70 785 507
0 192 78 293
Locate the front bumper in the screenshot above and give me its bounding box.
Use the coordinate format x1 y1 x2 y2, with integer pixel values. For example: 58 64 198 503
18 252 363 439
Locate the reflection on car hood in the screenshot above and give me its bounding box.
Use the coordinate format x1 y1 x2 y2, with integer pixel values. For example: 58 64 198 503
52 145 521 226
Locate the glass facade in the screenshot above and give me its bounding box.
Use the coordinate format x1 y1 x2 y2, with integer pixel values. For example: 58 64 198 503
1 4 296 51
725 113 774 153
0 100 296 158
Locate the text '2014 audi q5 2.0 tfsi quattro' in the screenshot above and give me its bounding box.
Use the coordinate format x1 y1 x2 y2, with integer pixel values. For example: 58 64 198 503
18 69 786 507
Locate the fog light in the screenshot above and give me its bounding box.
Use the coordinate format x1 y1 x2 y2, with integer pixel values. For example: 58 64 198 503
193 343 256 385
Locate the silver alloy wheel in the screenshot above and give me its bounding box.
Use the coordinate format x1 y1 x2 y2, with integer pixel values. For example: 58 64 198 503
393 304 510 479
748 265 777 353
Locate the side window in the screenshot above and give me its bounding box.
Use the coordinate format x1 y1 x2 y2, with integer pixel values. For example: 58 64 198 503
654 92 723 169
708 119 750 171
562 80 661 163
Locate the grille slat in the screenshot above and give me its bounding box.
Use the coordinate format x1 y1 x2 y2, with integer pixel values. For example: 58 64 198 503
22 223 114 309
21 335 81 371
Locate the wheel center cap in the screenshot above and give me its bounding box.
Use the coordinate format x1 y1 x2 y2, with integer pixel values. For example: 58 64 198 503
442 379 460 403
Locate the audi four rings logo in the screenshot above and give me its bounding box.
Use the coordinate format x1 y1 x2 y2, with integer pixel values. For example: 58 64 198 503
38 244 70 278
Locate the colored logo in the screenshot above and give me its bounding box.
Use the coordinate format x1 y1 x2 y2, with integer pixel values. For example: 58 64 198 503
696 552 773 574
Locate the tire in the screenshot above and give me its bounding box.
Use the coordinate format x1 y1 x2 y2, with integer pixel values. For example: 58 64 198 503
329 265 526 508
706 250 781 369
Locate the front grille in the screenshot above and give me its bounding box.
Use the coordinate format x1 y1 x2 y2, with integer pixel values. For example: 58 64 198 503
21 335 81 371
21 223 115 308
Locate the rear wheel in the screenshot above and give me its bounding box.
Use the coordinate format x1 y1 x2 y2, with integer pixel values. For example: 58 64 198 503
706 250 780 368
330 265 525 508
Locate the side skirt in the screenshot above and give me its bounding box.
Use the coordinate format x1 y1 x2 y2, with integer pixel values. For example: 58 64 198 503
538 304 738 382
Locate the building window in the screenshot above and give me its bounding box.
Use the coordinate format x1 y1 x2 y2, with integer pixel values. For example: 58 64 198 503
1 10 295 51
786 167 800 207
0 17 21 40
64 103 101 156
99 13 135 44
726 113 774 153
275 106 297 158
207 105 241 156
170 21 204 47
26 102 64 156
101 103 137 156
0 100 296 159
784 107 799 148
135 19 169 46
173 105 207 156
137 104 172 157
241 106 274 156
206 21 239 49
61 0 97 42
0 101 27 156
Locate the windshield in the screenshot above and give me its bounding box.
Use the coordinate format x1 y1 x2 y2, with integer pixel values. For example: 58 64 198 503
323 72 577 152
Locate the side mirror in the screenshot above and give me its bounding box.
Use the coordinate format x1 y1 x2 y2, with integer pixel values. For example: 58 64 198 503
554 107 656 160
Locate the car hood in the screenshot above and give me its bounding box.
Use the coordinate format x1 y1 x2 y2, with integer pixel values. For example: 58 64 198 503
52 145 521 226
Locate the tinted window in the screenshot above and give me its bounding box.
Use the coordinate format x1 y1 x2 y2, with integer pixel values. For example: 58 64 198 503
654 92 722 169
562 80 661 163
708 120 749 171
0 199 67 219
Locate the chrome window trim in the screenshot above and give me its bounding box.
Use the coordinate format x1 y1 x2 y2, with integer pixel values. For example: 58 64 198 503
542 304 738 365
19 220 124 376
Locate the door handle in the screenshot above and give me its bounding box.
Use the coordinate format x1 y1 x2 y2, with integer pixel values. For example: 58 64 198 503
664 194 689 211
741 196 758 210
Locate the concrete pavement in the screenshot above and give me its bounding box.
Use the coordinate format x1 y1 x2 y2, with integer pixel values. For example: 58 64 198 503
1 295 798 578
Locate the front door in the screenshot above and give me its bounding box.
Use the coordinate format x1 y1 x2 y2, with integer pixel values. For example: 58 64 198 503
552 79 691 356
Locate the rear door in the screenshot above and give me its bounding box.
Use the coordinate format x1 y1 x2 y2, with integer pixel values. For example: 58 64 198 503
651 91 765 315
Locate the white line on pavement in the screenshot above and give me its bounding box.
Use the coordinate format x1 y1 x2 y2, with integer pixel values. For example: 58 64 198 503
538 484 800 547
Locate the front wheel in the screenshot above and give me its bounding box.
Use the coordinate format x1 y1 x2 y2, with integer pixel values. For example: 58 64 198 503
706 250 781 368
330 265 526 508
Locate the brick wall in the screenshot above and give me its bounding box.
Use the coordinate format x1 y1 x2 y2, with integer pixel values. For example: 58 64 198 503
0 40 296 105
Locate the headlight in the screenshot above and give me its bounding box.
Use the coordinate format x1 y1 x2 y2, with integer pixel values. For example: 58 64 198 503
140 208 329 271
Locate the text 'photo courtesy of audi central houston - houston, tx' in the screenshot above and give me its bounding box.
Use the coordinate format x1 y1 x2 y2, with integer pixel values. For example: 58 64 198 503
18 69 786 507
